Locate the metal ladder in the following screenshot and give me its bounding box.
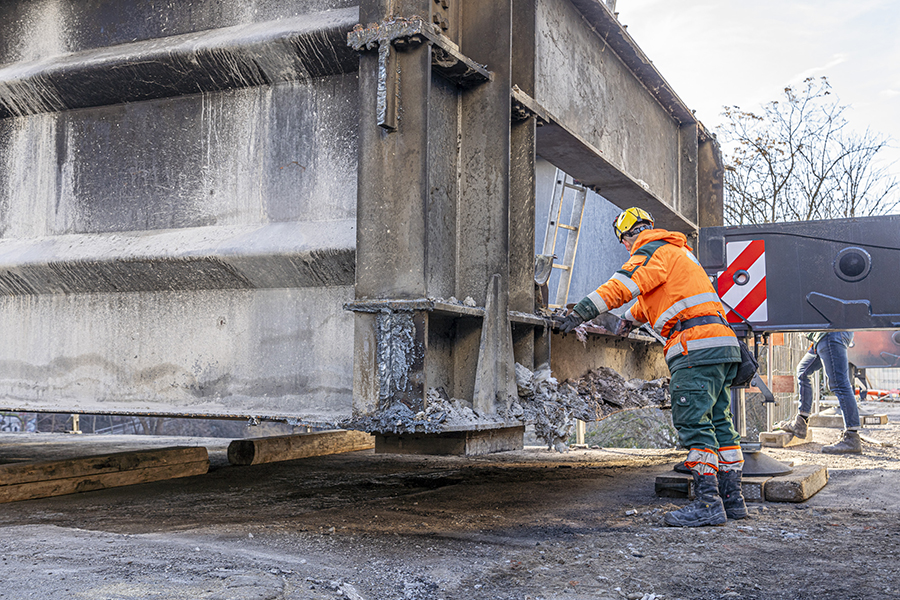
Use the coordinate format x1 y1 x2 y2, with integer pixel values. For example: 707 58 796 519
540 168 588 309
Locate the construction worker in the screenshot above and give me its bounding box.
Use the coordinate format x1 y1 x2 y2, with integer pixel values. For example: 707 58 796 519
777 331 862 453
559 207 746 527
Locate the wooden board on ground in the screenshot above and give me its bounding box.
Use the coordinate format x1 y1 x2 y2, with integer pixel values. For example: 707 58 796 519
807 414 844 428
759 430 811 448
228 430 375 466
765 464 828 502
0 446 208 485
862 414 888 425
0 446 209 504
654 472 771 502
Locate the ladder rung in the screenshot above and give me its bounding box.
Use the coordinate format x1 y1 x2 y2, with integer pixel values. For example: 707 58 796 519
552 264 570 271
558 224 577 231
563 182 585 191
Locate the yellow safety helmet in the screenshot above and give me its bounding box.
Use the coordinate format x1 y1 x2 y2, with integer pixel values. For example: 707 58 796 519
612 207 654 242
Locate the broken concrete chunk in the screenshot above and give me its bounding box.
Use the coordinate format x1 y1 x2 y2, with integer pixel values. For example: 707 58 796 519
344 363 669 452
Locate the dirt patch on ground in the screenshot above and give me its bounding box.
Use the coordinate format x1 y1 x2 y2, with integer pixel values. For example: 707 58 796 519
1 402 900 600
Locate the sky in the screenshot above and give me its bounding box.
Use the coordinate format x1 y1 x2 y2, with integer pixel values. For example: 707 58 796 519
614 0 900 175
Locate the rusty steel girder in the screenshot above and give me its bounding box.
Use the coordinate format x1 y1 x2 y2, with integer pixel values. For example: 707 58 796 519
0 0 721 439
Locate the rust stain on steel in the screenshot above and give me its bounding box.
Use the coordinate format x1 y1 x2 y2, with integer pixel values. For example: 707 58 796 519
348 16 430 51
375 310 418 404
345 298 436 313
347 16 491 87
347 16 492 128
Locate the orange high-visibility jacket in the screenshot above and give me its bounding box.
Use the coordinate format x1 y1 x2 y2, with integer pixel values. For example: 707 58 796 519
572 228 740 371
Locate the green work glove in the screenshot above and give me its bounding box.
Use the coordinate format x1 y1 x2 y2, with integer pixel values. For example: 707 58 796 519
559 312 584 333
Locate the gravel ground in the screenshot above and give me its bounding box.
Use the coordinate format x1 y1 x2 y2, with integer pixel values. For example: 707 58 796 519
1 401 899 600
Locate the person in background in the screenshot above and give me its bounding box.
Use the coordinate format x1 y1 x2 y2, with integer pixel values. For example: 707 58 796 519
560 207 746 527
777 331 862 454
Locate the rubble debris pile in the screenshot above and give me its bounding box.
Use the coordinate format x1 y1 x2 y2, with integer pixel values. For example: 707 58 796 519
344 387 504 435
566 367 670 420
346 363 669 454
515 364 670 452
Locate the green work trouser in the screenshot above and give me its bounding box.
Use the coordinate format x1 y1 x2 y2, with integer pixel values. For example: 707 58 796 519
669 362 741 451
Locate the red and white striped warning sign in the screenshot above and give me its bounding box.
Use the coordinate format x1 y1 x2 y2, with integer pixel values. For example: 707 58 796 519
716 240 768 323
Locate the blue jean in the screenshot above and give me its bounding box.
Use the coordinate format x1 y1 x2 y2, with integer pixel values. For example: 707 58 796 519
796 332 859 429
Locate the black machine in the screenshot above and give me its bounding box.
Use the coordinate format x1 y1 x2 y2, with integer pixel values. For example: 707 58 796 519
693 215 900 475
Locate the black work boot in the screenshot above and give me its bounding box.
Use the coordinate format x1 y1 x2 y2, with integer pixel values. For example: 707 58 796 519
776 413 808 439
664 471 727 527
822 429 862 454
717 469 748 520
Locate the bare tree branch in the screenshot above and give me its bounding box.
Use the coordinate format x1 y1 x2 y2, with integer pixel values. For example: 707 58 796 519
718 77 899 225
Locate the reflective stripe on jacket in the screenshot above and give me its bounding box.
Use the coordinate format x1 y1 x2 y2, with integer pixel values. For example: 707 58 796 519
573 228 740 372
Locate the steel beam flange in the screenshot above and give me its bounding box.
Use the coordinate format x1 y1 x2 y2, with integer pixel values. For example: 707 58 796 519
348 16 491 130
344 298 483 318
347 17 491 86
510 85 549 124
345 299 559 328
0 10 361 119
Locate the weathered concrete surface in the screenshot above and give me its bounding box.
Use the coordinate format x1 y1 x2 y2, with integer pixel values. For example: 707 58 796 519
550 329 668 384
0 2 360 422
0 1 359 62
0 286 355 423
0 221 356 293
0 77 358 237
0 10 360 118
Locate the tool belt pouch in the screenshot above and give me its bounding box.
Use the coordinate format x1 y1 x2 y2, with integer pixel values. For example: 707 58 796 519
731 338 759 388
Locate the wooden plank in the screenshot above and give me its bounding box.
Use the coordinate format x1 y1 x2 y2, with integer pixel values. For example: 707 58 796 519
0 460 209 504
765 464 828 503
654 473 691 498
654 472 770 502
760 429 811 448
741 476 770 503
862 414 888 425
0 446 208 486
227 430 374 466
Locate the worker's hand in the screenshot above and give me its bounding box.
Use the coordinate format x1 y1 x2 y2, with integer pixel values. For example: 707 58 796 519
559 312 584 334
